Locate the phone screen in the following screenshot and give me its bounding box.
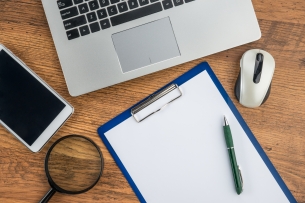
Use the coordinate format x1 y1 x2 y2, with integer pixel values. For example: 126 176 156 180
0 50 66 146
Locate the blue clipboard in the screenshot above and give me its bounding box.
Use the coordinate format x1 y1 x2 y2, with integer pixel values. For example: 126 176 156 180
98 62 296 203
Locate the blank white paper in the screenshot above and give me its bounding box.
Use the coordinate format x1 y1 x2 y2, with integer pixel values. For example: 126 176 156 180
105 71 289 203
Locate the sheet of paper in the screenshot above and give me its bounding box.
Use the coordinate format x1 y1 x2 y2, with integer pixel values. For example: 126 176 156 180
105 71 289 203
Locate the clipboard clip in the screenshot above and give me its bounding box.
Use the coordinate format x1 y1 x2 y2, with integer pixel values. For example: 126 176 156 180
131 84 182 123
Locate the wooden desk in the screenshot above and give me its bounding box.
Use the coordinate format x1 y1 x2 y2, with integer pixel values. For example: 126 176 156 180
0 0 304 202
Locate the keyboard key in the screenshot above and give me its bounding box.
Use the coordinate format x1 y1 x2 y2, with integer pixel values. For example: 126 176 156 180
100 19 111 29
97 8 108 19
162 0 173 9
63 15 87 30
117 2 128 13
185 0 194 2
60 7 79 20
88 0 99 10
128 0 139 9
99 0 110 7
57 0 73 10
107 5 118 16
90 22 101 33
86 12 98 22
66 29 80 40
78 3 89 14
139 0 149 6
79 25 90 36
173 0 183 6
110 0 120 4
150 0 159 2
74 0 83 4
111 2 163 26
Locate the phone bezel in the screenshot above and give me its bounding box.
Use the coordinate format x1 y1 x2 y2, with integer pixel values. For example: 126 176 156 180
0 44 74 152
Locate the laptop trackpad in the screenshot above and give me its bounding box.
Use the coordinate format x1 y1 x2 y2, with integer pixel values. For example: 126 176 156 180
112 17 180 73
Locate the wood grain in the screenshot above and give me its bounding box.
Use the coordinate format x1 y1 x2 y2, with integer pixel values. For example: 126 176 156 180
47 136 102 192
0 0 305 202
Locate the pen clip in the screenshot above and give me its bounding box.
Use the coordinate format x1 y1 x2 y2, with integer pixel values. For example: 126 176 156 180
238 165 243 190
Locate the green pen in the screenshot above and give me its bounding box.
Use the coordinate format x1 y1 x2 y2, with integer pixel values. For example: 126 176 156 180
223 116 243 195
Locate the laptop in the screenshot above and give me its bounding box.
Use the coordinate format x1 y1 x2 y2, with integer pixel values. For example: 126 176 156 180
42 0 261 96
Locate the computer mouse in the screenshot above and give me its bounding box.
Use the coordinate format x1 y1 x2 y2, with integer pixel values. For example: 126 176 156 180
235 49 275 108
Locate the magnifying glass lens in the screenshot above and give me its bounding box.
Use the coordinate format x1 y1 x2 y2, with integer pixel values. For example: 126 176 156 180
47 136 102 192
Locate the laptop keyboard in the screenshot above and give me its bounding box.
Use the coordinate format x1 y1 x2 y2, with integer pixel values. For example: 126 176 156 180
57 0 195 40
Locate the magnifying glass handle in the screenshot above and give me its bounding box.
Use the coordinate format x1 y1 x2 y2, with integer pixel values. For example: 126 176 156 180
39 188 56 203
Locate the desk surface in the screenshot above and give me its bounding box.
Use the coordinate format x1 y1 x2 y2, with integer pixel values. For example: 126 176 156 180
0 0 305 202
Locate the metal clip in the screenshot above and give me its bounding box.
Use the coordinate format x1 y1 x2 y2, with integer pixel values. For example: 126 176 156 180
131 84 182 123
238 165 243 190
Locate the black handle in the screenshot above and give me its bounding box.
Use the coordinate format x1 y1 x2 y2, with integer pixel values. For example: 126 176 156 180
39 188 56 203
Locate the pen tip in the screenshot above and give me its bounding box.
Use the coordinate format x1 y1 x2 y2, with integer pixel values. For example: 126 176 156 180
224 116 229 126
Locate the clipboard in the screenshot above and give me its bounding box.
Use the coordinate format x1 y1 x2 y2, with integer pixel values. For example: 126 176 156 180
98 62 296 203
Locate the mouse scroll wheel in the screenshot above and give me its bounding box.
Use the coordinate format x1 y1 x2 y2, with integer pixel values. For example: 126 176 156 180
256 53 264 62
253 53 264 84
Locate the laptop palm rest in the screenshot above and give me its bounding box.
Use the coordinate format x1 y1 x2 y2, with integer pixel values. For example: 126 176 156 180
112 17 180 73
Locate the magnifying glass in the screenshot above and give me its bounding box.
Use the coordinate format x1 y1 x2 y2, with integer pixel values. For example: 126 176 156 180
39 135 104 203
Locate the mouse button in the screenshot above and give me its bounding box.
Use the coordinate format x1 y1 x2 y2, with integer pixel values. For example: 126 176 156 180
259 56 275 86
241 50 257 70
240 58 255 82
259 50 275 69
240 50 252 67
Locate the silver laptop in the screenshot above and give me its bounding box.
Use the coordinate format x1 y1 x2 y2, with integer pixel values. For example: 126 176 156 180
42 0 260 96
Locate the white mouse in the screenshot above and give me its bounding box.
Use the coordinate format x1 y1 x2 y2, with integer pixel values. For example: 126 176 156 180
235 49 275 108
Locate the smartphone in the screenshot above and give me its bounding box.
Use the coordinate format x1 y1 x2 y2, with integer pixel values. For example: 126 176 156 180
0 44 74 152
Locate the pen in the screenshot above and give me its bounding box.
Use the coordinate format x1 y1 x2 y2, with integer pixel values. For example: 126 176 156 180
223 116 243 195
